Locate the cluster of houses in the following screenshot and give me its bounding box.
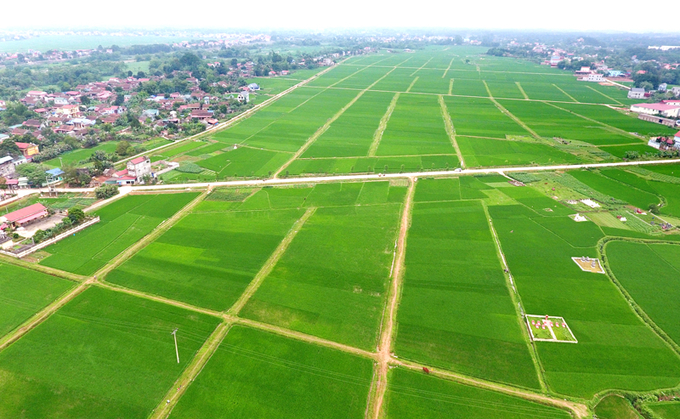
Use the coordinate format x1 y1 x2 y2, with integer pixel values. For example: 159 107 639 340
648 131 680 150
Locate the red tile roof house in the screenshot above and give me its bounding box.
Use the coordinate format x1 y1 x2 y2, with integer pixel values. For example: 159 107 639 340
0 203 48 227
190 110 213 121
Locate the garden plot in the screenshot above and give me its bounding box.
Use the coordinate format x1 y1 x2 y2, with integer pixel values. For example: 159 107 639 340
525 315 577 343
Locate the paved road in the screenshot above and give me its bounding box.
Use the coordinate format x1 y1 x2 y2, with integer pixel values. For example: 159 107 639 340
121 157 680 191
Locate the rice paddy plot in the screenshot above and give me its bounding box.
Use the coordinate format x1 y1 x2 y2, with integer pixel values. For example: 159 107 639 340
0 263 74 338
383 368 570 419
556 103 676 136
598 144 658 159
376 94 456 156
394 200 540 389
552 83 616 104
169 325 373 419
519 82 574 102
594 395 641 419
370 67 422 92
646 402 680 419
196 146 290 178
499 100 641 145
457 137 580 167
242 202 401 349
333 65 393 89
305 64 369 87
44 141 119 168
0 287 219 419
484 80 525 99
302 91 395 158
449 78 489 97
443 96 528 138
286 155 460 175
106 206 305 311
569 170 660 209
39 193 199 276
408 69 451 94
607 241 680 347
413 177 461 202
490 204 680 398
243 88 359 152
500 186 575 217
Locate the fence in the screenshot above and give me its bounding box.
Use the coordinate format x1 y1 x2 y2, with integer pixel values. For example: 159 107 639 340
0 216 100 259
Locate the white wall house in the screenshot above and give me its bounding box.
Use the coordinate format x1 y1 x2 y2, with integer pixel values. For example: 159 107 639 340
628 88 646 99
630 103 680 118
126 156 152 183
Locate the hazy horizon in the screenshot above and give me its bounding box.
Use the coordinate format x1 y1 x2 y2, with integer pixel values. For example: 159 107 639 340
3 0 679 34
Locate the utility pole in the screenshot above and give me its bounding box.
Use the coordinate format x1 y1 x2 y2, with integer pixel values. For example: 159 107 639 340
171 328 180 364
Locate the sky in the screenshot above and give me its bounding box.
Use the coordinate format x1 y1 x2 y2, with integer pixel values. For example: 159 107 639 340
1 0 673 33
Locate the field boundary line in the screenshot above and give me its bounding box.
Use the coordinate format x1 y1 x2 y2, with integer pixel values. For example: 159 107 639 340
273 66 401 178
515 82 530 100
116 63 342 166
368 93 400 157
328 56 395 88
368 179 415 419
542 101 640 140
448 78 454 95
552 84 578 102
393 359 589 419
599 238 680 356
483 81 542 140
95 281 222 318
481 201 549 392
0 278 93 352
438 95 465 168
226 207 316 316
149 322 231 419
409 57 432 77
442 58 455 78
405 76 418 93
233 317 378 360
93 191 207 280
0 253 87 282
585 85 623 106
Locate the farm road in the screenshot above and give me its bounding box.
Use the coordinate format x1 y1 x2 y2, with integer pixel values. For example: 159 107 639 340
368 179 415 419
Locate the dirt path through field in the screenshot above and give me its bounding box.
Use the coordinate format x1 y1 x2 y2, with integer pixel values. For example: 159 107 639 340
394 359 590 419
226 207 316 316
438 95 465 168
368 179 415 419
149 322 231 419
0 277 94 351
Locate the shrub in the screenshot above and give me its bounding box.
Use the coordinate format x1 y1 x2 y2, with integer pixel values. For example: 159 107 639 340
176 163 203 174
95 184 119 200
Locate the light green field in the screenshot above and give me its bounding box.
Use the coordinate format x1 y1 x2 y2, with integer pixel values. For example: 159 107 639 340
40 193 199 275
0 263 74 338
169 325 373 419
0 287 220 419
384 368 570 418
594 395 640 419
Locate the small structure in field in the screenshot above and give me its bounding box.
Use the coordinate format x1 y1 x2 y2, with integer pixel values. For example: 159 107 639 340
572 256 605 274
571 214 588 222
525 314 577 343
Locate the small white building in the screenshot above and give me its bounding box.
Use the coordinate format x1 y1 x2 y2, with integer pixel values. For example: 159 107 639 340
673 87 680 97
581 73 604 82
126 156 152 183
628 88 646 99
237 91 250 104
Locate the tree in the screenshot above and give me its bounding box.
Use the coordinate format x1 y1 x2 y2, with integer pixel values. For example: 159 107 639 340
95 184 119 199
115 141 133 156
67 208 86 224
0 140 21 158
80 95 91 106
15 163 48 186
